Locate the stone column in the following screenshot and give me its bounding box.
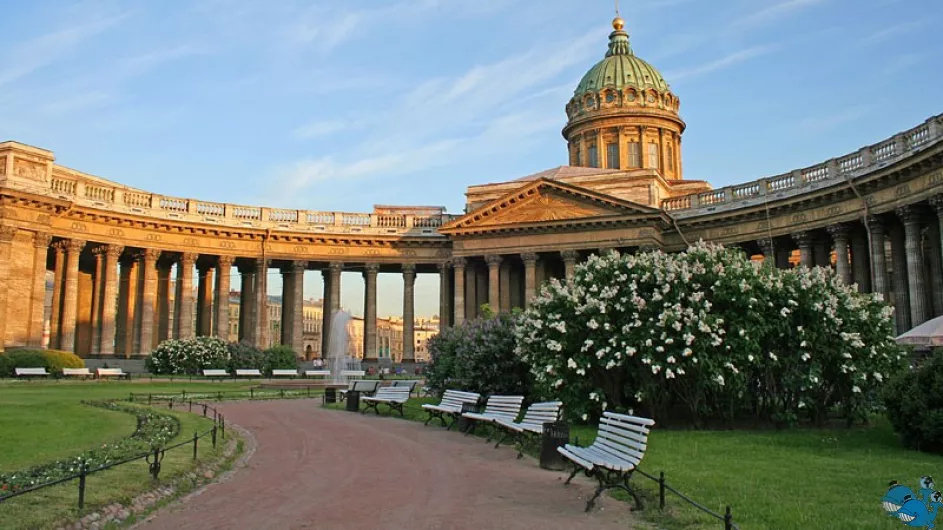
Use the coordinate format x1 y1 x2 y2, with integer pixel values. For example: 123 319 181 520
99 245 122 355
464 263 477 320
90 247 105 354
255 258 270 349
889 222 911 333
28 233 51 347
116 255 137 355
813 238 831 268
281 265 294 346
827 224 853 285
197 263 214 337
59 239 86 353
561 250 579 281
774 247 792 269
138 249 160 353
437 261 450 329
926 220 943 317
851 228 872 293
402 263 416 363
485 255 502 312
50 242 66 349
363 263 379 361
866 216 889 302
290 261 305 355
238 262 255 343
452 258 466 325
321 262 343 356
792 232 815 267
175 253 197 340
756 239 774 263
320 268 332 357
157 260 172 343
0 227 17 352
132 254 144 353
499 261 511 312
328 262 342 314
215 256 234 340
931 196 943 315
522 253 538 307
898 206 929 327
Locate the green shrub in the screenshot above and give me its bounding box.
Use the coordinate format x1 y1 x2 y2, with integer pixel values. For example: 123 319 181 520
226 341 265 372
883 349 943 453
263 345 299 374
41 350 84 374
146 337 229 375
0 350 46 377
426 312 532 397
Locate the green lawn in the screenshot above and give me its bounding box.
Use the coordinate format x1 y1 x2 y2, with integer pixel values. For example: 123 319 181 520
328 397 937 530
0 381 253 529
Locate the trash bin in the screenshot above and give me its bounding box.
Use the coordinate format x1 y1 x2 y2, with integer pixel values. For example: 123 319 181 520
346 390 361 412
540 422 570 470
324 387 336 404
455 402 479 432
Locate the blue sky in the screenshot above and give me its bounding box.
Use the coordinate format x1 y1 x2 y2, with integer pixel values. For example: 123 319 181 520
2 0 940 318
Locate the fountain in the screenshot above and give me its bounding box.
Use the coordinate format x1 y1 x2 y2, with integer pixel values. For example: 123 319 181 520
326 310 361 384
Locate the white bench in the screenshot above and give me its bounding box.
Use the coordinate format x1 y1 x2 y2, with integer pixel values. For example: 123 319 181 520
360 386 411 416
493 401 563 456
341 370 365 379
391 379 420 395
235 369 262 378
271 369 299 378
15 367 49 378
62 368 92 379
304 370 332 378
421 389 481 430
96 368 130 380
461 395 525 437
202 369 229 380
339 379 382 401
558 411 655 511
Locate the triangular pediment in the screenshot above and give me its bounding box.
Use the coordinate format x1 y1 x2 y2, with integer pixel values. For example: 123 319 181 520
441 178 660 233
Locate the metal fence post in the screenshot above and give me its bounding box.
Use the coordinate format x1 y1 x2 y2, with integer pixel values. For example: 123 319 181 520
77 461 88 510
279 389 285 399
250 388 254 400
189 399 192 412
169 398 174 410
148 393 152 405
212 425 218 448
193 432 199 460
129 392 134 402
725 506 733 530
217 391 222 401
659 471 666 510
202 403 207 417
306 386 310 398
221 415 225 439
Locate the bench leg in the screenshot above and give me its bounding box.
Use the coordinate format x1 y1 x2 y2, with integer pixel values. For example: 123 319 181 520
585 482 606 513
493 430 511 449
392 403 404 416
563 464 581 486
361 402 378 415
617 478 644 511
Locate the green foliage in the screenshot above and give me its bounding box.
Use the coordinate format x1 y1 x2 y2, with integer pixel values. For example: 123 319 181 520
146 337 229 375
40 350 84 374
883 349 943 453
226 341 265 372
426 312 532 397
0 350 48 377
516 241 905 426
263 345 299 374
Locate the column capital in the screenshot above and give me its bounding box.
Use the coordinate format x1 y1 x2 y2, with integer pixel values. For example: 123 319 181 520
52 240 68 253
254 257 270 268
436 260 450 272
521 252 539 265
92 245 109 258
896 205 923 226
0 225 17 242
217 255 235 268
402 263 417 275
450 257 467 268
180 252 198 267
866 215 886 233
363 262 381 275
291 260 308 273
560 250 579 262
328 261 344 273
66 239 86 253
484 254 502 266
143 248 161 263
791 231 814 247
826 223 853 240
929 194 943 214
32 231 52 249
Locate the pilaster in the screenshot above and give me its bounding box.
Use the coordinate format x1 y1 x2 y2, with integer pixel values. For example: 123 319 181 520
888 221 911 333
290 260 305 355
156 260 172 343
0 226 18 352
50 242 66 349
90 247 105 354
175 253 197 340
255 258 270 348
215 256 234 340
437 261 451 329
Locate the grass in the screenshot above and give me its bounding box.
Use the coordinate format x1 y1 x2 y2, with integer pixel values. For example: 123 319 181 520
326 397 937 530
0 381 253 529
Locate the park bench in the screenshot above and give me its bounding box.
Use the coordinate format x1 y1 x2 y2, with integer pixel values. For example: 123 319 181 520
304 370 332 378
235 369 262 378
15 367 49 379
493 401 564 456
390 379 420 396
62 368 92 379
421 389 481 430
558 411 655 512
271 369 299 378
461 395 524 436
202 369 229 380
341 370 365 379
96 368 130 380
360 386 411 416
339 379 381 401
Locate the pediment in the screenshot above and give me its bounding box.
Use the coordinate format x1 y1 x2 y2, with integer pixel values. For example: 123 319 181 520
441 178 659 233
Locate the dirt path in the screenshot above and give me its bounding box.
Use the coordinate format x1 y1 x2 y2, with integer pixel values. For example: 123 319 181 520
135 400 638 530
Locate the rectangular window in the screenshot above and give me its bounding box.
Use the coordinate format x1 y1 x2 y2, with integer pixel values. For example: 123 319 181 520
575 147 582 166
667 145 674 171
648 143 659 169
628 142 641 168
606 143 619 169
588 144 599 168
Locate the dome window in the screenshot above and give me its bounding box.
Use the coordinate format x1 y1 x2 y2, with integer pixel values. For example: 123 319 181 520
606 92 615 103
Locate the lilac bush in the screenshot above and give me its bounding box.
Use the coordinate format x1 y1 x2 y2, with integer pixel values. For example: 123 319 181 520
146 337 229 375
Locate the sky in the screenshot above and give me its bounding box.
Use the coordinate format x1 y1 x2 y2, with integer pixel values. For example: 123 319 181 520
1 0 940 318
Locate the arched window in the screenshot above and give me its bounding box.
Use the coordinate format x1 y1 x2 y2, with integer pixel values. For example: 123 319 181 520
588 144 599 168
648 143 659 169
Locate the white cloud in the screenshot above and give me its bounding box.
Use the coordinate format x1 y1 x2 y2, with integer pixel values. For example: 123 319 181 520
795 105 873 132
861 20 929 45
665 44 778 81
293 120 353 139
124 45 209 72
733 0 828 30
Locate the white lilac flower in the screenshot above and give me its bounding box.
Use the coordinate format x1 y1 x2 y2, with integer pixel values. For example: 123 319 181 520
666 369 676 379
801 353 811 362
567 358 577 369
768 352 778 361
714 374 725 386
655 346 665 353
667 356 677 364
588 319 599 330
852 385 861 394
873 372 883 382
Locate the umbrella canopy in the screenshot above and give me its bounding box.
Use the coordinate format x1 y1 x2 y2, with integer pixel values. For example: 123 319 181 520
896 315 943 347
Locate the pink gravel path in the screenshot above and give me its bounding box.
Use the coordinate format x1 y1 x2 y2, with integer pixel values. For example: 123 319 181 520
135 399 639 530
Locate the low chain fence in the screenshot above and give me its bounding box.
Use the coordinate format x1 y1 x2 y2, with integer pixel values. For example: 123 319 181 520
130 386 325 404
0 400 226 510
634 468 739 530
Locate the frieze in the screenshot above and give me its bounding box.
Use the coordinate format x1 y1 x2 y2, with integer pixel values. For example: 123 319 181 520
896 184 911 197
108 228 124 237
13 158 46 182
218 241 236 249
183 237 200 246
928 170 943 186
70 221 88 232
328 248 347 255
146 233 161 242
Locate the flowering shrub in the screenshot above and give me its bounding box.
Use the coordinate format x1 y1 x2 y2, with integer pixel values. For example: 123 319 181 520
426 311 533 397
146 337 229 375
0 401 180 495
515 241 904 427
883 349 943 453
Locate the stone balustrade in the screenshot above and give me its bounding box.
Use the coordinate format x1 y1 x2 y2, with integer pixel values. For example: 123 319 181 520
661 114 943 216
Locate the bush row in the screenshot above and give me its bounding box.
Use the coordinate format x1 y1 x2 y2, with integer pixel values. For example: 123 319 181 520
145 337 299 376
0 349 84 377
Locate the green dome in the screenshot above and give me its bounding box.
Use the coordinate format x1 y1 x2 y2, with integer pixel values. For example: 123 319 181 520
573 27 670 97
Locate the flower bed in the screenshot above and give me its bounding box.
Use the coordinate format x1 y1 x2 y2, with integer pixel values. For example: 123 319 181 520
0 401 180 495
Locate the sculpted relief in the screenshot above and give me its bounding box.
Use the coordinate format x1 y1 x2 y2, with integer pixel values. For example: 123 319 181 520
478 194 611 226
14 158 46 182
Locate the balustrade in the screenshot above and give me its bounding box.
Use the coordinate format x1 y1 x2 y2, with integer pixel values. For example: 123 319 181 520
159 197 188 212
341 213 370 226
124 192 151 208
51 178 77 196
196 202 225 216
83 184 114 202
376 214 406 228
801 165 829 184
232 207 261 220
269 209 298 222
